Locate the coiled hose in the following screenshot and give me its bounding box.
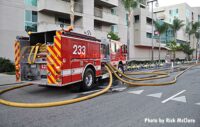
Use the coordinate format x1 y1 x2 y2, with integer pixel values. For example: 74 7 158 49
106 63 196 86
0 66 113 108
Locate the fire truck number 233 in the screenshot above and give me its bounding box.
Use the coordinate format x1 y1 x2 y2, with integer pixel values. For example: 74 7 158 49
73 45 86 55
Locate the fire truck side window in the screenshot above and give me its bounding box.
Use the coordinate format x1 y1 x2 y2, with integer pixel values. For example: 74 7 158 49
101 44 109 59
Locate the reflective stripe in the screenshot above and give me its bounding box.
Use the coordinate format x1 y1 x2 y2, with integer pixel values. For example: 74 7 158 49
62 69 71 76
62 65 101 77
95 65 101 71
72 68 83 75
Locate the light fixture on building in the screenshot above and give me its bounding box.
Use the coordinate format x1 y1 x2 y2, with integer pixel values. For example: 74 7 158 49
107 34 111 39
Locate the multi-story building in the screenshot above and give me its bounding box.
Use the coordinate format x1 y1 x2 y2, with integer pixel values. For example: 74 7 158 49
0 0 119 60
0 0 192 61
117 0 170 61
154 3 200 58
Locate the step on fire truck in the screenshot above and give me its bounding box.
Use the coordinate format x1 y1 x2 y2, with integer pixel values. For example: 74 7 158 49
14 29 127 90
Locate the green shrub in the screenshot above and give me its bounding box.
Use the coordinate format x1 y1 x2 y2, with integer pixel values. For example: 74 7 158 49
107 31 120 41
0 57 15 73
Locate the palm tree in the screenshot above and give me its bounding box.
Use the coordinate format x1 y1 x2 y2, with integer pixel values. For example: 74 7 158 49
154 21 168 63
167 41 180 62
190 22 200 59
180 43 194 61
185 22 192 43
122 0 140 60
171 18 184 43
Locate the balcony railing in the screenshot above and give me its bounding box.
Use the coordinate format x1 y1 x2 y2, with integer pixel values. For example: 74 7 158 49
94 7 118 24
100 0 118 7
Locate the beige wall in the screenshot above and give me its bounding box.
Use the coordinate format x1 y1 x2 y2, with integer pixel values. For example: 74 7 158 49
0 0 27 61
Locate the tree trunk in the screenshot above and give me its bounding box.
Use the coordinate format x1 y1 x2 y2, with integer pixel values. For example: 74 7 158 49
127 11 132 61
174 32 177 43
173 51 176 62
70 0 75 27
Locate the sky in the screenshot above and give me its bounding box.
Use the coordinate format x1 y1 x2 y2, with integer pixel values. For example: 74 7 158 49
158 0 200 7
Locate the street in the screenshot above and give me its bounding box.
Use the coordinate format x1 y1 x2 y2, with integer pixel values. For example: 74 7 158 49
0 66 200 127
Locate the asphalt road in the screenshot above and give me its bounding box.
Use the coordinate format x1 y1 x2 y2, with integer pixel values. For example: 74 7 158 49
0 65 200 127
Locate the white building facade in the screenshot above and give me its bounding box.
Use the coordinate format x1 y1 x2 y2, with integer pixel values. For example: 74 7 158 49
1 0 196 61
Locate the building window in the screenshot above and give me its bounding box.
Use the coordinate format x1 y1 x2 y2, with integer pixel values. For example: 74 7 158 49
176 9 178 13
56 17 70 25
25 0 37 7
198 15 200 21
111 8 116 15
146 17 152 24
25 10 37 32
169 10 171 15
134 15 140 23
111 25 118 33
146 32 152 38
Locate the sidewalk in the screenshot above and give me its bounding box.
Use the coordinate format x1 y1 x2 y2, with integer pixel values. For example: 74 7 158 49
0 73 20 86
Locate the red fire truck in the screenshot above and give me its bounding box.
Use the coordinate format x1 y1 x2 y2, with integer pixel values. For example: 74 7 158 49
14 30 127 90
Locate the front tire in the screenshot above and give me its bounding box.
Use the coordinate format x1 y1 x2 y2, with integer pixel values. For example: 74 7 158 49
81 68 95 91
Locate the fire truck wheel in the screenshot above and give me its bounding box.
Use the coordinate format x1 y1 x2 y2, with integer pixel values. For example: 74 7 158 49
82 68 95 91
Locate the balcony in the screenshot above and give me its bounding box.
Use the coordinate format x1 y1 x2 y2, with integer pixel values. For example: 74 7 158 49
95 0 118 7
38 0 83 15
94 7 118 24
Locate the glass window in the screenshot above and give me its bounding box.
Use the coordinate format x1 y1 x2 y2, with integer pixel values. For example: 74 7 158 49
146 32 152 38
32 11 37 22
169 10 171 15
25 22 37 32
134 15 140 23
111 25 118 33
146 17 152 24
198 15 200 21
176 9 178 13
111 8 116 15
56 17 70 24
25 10 32 21
25 10 37 32
25 0 37 7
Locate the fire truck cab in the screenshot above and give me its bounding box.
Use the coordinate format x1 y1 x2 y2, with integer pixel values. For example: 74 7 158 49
14 30 127 90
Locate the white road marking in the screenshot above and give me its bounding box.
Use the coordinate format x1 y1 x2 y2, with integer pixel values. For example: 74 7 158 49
171 96 187 103
161 90 186 103
81 89 102 94
147 93 162 98
195 103 200 105
112 87 127 92
128 90 144 95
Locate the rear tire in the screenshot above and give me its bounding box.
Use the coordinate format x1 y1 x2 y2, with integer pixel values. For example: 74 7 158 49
81 68 95 91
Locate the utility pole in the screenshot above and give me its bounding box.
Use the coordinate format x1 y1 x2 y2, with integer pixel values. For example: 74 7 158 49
147 0 159 62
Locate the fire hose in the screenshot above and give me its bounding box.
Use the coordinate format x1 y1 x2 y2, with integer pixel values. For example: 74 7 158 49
28 43 46 64
106 63 196 86
0 63 198 108
0 66 113 108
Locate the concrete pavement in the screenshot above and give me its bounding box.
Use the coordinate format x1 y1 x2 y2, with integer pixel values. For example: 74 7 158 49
0 66 200 127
